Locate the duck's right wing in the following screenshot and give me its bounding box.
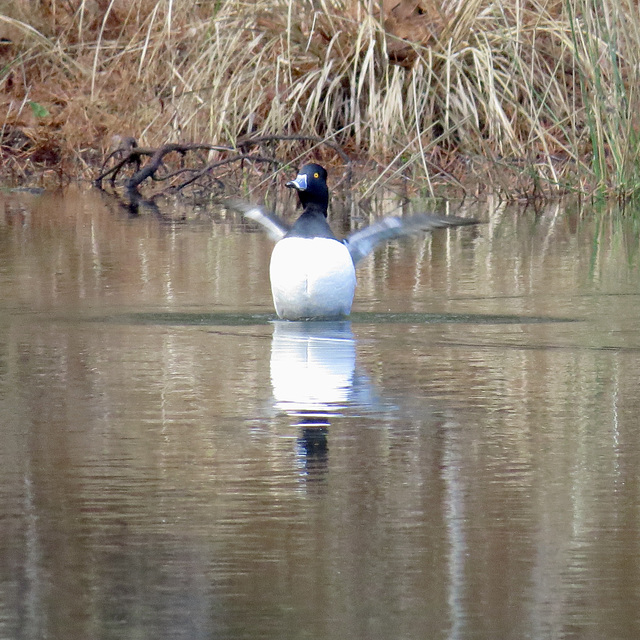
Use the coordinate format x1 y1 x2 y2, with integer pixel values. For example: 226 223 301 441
224 198 290 242
345 213 478 266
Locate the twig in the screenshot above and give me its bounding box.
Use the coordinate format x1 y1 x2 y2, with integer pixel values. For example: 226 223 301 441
162 153 279 195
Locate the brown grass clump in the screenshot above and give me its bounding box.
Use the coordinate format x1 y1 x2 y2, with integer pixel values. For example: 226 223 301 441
2 0 640 198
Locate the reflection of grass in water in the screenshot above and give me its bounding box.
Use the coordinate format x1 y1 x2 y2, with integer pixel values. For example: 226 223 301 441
4 0 640 197
589 208 640 281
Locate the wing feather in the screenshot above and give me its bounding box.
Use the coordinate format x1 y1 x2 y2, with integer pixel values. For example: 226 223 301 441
225 198 290 241
345 213 478 265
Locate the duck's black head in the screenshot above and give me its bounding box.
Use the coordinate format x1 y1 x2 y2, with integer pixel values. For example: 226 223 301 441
286 163 329 214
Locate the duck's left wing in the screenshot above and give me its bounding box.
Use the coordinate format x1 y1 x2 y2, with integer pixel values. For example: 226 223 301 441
345 213 478 266
225 199 290 241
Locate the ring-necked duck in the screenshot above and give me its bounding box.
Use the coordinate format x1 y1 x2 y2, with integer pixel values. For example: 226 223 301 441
232 163 477 320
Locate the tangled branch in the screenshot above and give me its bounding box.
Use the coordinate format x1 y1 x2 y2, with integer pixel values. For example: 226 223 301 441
93 134 353 200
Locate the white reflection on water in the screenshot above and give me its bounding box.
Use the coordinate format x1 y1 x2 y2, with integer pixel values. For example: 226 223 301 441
442 422 467 640
270 321 356 422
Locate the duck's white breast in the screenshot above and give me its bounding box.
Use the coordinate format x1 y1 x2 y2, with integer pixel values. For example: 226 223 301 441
269 237 356 320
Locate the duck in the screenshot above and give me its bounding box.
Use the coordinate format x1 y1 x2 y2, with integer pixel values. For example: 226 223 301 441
230 163 477 320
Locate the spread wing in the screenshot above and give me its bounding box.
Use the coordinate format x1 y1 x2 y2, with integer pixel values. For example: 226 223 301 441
345 213 478 266
225 198 290 242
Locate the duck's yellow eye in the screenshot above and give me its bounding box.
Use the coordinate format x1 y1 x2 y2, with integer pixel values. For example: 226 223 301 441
314 172 319 178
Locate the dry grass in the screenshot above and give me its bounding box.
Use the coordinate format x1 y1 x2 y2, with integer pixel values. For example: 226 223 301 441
2 0 640 199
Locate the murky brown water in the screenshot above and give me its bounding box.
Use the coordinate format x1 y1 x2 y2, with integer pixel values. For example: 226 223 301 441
1 187 640 639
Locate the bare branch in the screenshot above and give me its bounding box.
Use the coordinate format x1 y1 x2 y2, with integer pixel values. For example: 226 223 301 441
93 135 353 200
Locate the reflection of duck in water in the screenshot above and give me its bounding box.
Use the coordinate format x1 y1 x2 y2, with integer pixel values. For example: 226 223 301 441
297 417 329 482
234 163 477 320
270 321 356 481
270 321 355 421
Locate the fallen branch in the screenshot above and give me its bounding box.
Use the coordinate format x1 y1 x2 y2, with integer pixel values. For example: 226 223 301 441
94 141 232 189
93 134 353 200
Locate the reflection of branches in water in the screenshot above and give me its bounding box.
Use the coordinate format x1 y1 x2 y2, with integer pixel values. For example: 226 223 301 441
93 135 353 203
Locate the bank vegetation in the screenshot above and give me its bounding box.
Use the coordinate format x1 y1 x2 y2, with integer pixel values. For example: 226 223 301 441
2 0 640 200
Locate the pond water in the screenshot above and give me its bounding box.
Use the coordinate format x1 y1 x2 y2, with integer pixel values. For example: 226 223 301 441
1 187 639 640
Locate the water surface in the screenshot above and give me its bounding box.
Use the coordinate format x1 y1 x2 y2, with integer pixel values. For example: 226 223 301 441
1 189 639 639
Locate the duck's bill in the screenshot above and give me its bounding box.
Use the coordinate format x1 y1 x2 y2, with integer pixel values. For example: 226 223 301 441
286 174 307 191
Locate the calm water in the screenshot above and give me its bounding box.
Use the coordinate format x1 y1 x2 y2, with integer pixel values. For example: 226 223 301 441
1 188 640 640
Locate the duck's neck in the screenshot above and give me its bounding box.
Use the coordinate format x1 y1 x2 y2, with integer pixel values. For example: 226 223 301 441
301 202 328 218
288 205 335 239
298 189 329 212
